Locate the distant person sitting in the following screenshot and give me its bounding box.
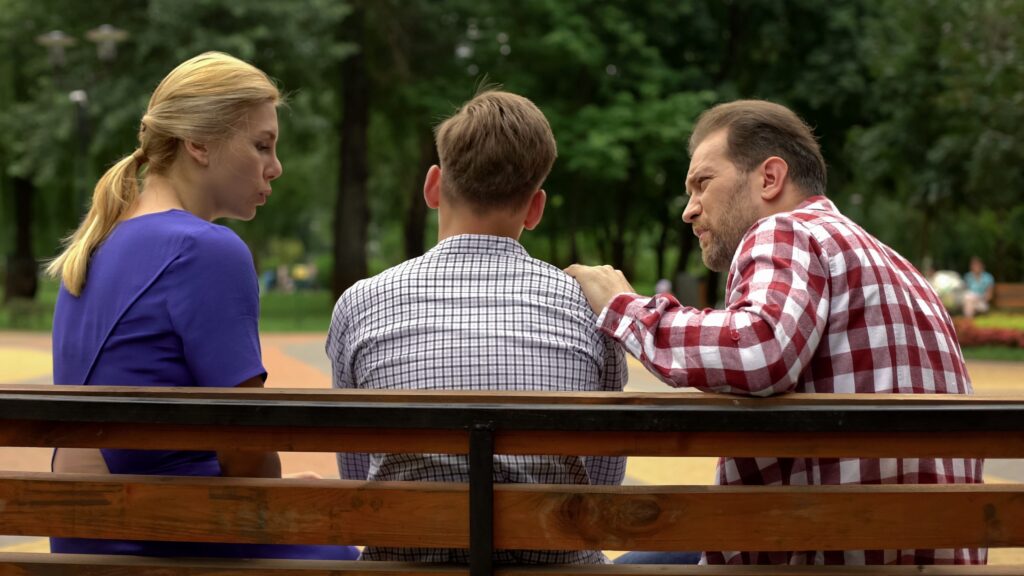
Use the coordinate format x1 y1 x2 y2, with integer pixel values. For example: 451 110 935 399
326 89 628 564
963 256 994 318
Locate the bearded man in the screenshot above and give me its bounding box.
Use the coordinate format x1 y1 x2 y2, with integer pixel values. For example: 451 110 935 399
566 99 982 566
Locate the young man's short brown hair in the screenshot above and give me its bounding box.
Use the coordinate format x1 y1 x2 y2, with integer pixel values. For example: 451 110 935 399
434 89 557 212
689 100 827 197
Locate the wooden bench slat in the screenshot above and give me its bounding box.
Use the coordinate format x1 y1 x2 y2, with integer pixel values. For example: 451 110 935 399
0 553 1020 575
0 473 465 549
495 430 1024 458
3 420 1023 458
0 553 465 575
0 421 469 455
2 473 1021 552
498 483 1024 551
994 283 1024 309
512 566 1024 575
510 566 1024 575
3 385 1022 406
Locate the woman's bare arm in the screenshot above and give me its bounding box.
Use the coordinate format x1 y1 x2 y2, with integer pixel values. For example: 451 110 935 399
216 375 282 478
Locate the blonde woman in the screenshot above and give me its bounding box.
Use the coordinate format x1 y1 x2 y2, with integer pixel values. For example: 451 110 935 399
47 52 357 560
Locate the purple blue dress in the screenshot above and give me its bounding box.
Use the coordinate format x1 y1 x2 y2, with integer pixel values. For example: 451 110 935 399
51 209 357 560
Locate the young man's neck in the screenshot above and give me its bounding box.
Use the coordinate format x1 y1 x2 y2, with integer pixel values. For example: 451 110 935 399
437 204 525 242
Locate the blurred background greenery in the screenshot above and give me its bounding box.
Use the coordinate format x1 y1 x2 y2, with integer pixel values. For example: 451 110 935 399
1 0 1022 339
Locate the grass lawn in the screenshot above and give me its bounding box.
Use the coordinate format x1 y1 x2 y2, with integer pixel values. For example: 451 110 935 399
975 313 1024 332
259 289 335 332
0 281 337 333
0 281 59 331
961 346 1024 362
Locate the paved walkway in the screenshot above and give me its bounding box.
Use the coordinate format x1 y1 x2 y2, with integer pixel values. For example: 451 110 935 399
1 331 1021 561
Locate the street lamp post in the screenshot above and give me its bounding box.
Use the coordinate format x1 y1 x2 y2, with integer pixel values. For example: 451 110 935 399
86 24 129 62
35 30 76 69
68 89 90 213
36 25 128 214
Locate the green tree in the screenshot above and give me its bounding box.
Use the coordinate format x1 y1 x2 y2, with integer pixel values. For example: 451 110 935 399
849 0 1024 279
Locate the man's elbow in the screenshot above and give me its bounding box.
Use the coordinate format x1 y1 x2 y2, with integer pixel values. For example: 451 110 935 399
741 354 802 397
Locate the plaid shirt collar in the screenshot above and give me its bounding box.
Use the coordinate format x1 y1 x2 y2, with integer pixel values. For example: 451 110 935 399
429 234 529 258
798 194 838 214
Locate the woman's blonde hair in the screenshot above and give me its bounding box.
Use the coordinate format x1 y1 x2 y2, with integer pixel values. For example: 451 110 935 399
47 51 280 296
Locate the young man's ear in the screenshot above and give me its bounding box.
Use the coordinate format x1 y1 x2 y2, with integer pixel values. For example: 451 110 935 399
522 189 547 231
759 156 789 202
423 165 442 209
183 139 210 167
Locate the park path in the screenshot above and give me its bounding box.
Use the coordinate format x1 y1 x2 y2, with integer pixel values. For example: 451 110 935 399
1 331 1021 560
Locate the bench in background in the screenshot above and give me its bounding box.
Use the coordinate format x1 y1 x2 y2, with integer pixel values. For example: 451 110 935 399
994 282 1024 311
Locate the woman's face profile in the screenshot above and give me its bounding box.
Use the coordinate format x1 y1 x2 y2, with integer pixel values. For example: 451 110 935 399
205 100 282 221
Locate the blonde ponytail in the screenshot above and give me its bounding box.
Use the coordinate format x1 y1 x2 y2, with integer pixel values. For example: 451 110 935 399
46 150 146 296
46 51 279 296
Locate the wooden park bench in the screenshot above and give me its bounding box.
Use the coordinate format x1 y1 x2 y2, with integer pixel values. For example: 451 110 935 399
0 384 1022 575
993 283 1024 311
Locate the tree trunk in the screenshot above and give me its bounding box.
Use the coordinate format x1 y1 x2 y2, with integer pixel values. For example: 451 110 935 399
403 131 436 260
3 44 37 303
4 176 38 302
333 3 370 299
673 219 695 281
612 151 640 276
655 220 669 281
568 186 580 264
547 229 560 267
705 269 721 309
569 223 579 264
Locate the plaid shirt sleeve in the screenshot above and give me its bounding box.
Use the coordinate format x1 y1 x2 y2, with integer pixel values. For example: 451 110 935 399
327 296 371 480
598 214 831 397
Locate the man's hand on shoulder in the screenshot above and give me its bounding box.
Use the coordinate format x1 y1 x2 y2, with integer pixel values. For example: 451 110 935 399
564 264 635 314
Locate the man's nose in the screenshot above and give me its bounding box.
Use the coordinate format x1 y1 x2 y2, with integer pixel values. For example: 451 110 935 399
682 195 700 224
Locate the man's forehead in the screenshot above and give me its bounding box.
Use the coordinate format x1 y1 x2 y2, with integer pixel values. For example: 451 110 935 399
687 129 729 177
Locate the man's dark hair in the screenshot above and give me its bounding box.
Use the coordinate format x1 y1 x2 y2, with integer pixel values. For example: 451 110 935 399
689 99 827 197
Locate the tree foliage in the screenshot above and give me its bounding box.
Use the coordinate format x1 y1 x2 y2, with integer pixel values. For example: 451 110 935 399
2 0 1022 306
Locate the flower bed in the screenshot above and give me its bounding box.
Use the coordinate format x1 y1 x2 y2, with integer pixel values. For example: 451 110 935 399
953 317 1024 348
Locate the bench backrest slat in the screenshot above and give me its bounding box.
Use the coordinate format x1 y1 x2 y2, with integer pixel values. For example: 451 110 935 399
4 553 1024 576
0 553 468 575
2 472 1021 552
3 420 1024 458
1 388 1023 457
994 283 1024 309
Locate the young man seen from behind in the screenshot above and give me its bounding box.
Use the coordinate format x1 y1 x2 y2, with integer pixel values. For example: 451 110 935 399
327 89 628 565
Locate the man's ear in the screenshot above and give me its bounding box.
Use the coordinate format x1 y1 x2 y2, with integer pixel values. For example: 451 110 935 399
759 156 789 201
523 189 547 231
423 165 442 209
183 139 210 167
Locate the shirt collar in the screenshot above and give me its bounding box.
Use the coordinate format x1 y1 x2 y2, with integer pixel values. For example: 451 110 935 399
797 194 840 214
429 234 530 258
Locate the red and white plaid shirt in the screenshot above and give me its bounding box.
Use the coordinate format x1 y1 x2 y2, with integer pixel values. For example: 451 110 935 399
598 196 984 565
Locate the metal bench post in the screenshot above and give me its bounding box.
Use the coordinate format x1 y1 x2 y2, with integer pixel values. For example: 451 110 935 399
469 422 495 576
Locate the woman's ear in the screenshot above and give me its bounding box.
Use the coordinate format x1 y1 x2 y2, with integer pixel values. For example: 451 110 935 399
183 139 211 167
